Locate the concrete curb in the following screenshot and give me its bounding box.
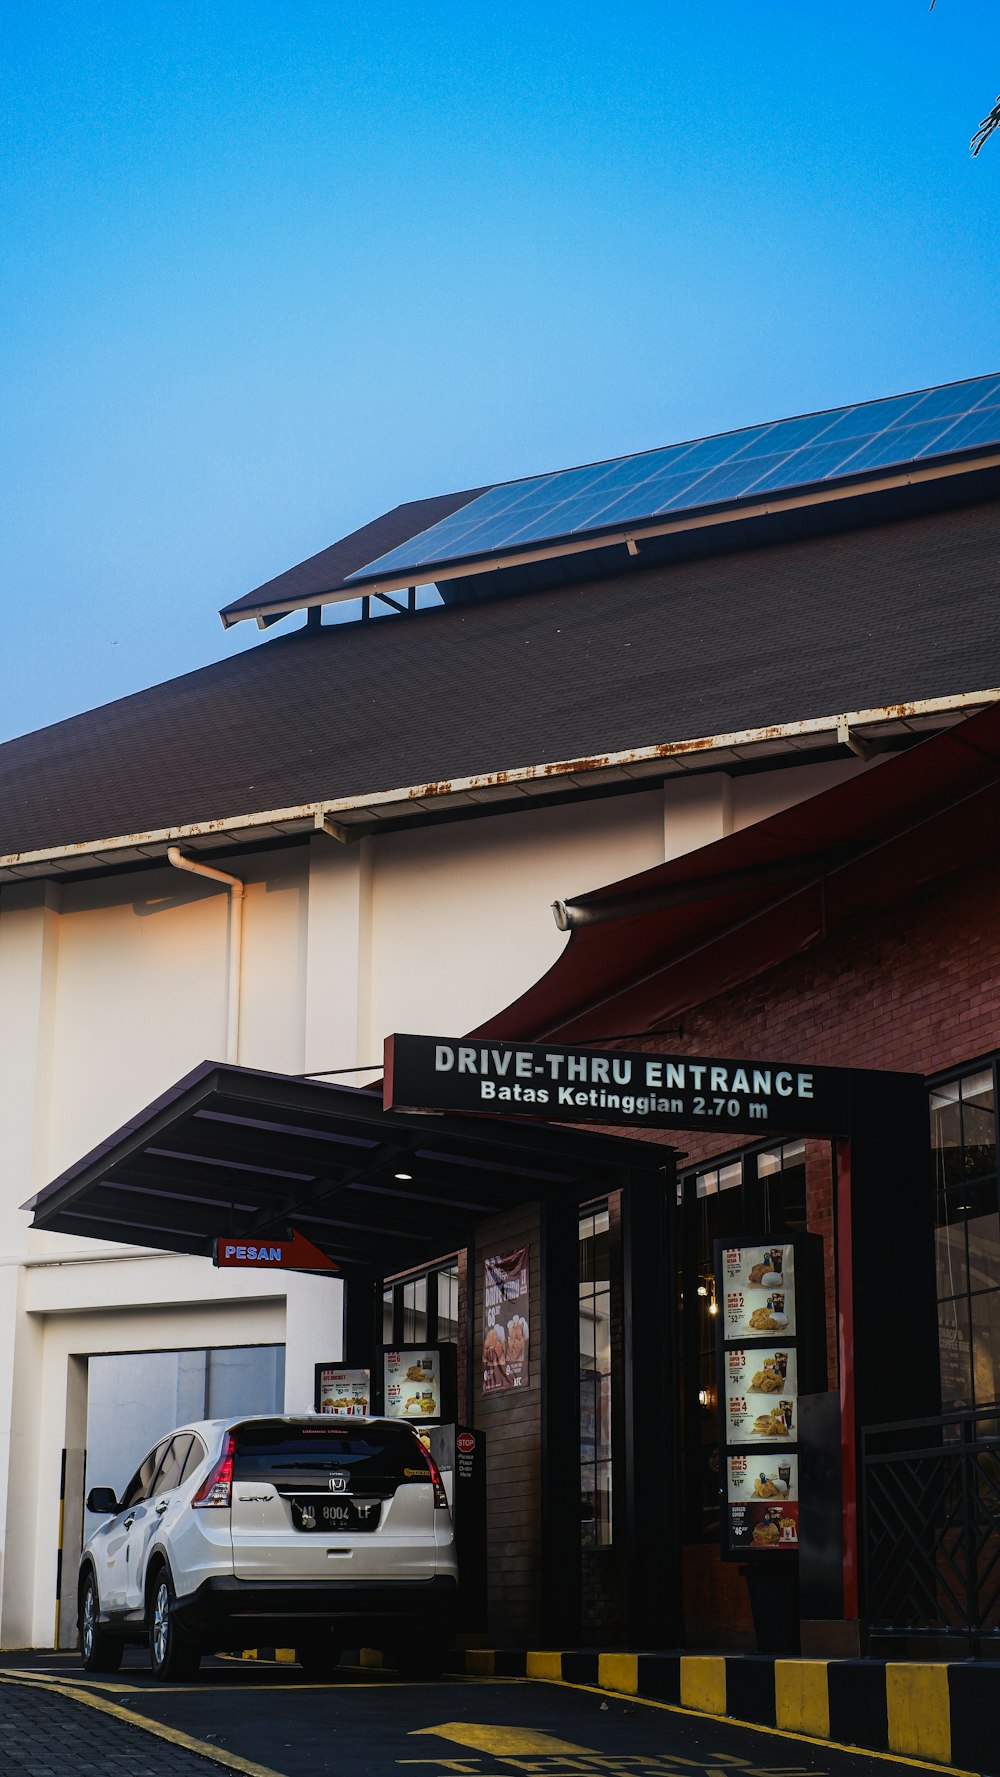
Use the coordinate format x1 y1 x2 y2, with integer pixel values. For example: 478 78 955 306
439 1649 995 1773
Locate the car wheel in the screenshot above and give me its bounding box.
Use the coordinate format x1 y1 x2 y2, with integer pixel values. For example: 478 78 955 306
296 1639 343 1680
148 1566 200 1681
79 1572 123 1673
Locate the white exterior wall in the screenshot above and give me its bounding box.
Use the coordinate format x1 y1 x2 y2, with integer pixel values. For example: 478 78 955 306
0 759 866 1646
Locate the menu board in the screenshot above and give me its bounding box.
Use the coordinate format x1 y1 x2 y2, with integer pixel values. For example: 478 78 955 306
716 1235 810 1560
722 1243 795 1338
383 1348 442 1422
315 1366 371 1416
724 1346 797 1444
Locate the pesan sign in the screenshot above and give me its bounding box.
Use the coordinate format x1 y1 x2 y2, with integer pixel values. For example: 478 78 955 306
212 1227 338 1272
384 1033 853 1138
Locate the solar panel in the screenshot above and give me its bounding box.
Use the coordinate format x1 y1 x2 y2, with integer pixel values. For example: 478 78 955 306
345 374 1000 586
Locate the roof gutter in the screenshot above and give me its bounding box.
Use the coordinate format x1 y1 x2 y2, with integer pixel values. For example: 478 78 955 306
223 450 1000 627
0 691 996 882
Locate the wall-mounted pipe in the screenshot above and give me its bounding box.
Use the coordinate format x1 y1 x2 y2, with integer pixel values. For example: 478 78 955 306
166 847 245 1063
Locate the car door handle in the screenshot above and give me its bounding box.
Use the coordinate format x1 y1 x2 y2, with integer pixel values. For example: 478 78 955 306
123 1514 135 1529
155 1501 169 1515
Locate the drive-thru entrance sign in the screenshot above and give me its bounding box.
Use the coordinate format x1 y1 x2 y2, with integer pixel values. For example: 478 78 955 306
384 1033 852 1135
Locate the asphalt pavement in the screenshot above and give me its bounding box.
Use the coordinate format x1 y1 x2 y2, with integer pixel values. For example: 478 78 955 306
0 1650 976 1777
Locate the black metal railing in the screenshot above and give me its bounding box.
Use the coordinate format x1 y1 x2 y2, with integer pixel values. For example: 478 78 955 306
861 1405 1000 1653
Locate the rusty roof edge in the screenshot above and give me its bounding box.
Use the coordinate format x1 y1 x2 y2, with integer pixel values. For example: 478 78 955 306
0 690 996 879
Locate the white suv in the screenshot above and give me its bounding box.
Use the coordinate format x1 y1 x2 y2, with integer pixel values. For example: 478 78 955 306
79 1415 458 1680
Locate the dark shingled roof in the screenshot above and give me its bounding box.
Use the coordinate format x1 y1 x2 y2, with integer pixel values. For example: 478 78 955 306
3 500 1000 859
219 488 485 627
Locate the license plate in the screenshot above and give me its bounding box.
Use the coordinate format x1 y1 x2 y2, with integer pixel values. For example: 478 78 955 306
290 1497 381 1533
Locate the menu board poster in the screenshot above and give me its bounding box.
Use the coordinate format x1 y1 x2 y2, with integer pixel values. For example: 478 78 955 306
722 1243 795 1338
727 1451 798 1504
383 1349 442 1421
314 1365 371 1416
729 1500 800 1553
482 1246 531 1394
724 1346 797 1443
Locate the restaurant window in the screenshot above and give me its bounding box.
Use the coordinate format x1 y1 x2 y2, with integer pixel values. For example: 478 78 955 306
580 1204 612 1547
930 1062 1000 1413
382 1258 461 1348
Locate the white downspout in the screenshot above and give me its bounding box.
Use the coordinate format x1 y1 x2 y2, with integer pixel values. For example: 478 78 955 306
166 847 245 1063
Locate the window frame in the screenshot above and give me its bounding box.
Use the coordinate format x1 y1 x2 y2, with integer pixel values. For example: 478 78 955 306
579 1200 612 1550
929 1052 1000 1415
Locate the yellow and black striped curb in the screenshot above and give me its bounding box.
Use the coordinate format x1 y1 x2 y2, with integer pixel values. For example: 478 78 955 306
239 1643 991 1771
434 1649 993 1773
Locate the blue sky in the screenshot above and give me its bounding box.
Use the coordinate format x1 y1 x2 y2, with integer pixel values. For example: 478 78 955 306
2 1 998 742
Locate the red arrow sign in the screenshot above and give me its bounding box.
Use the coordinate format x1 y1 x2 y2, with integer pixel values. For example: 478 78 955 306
213 1228 339 1272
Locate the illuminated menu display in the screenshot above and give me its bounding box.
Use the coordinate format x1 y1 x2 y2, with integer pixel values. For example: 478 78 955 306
715 1238 806 1559
315 1366 371 1416
382 1348 443 1422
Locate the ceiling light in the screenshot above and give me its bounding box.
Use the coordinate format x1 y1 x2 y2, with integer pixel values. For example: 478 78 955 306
395 1171 412 1181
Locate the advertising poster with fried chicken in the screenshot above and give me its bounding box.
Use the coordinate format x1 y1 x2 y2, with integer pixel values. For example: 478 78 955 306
482 1247 530 1393
722 1243 795 1338
724 1346 797 1443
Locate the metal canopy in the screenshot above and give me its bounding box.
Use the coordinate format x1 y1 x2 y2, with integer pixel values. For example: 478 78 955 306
24 1062 666 1273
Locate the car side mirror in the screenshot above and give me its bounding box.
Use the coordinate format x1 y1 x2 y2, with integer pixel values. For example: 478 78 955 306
86 1486 121 1515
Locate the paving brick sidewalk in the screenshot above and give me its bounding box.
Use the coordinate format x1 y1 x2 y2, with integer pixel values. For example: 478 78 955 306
0 1680 233 1776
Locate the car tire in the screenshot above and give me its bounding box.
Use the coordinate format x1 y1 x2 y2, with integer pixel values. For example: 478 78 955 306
79 1572 123 1673
148 1565 200 1681
296 1639 343 1680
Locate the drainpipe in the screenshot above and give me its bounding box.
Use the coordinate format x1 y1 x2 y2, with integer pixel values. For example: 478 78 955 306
166 847 245 1063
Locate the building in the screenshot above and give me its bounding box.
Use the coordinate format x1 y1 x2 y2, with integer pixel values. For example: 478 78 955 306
4 372 1000 1653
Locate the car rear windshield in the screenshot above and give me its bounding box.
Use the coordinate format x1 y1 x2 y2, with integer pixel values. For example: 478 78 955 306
233 1423 431 1486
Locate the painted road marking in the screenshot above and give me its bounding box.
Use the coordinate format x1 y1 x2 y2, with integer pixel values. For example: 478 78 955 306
406 1721 819 1775
412 1722 596 1754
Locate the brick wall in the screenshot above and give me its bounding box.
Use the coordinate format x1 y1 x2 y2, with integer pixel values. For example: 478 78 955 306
650 853 1000 1140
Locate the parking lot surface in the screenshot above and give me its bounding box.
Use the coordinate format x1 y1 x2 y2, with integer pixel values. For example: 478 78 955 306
0 1650 974 1777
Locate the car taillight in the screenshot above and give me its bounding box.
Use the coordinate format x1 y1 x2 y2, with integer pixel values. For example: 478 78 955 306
424 1447 449 1511
192 1433 235 1508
